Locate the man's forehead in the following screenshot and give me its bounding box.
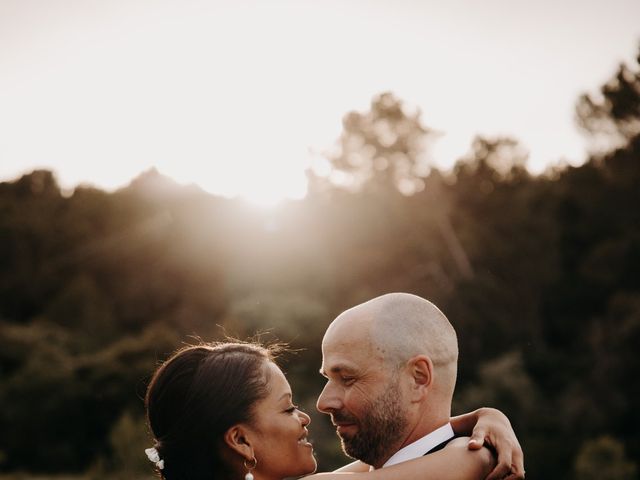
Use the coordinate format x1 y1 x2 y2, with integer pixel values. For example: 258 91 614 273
321 334 385 373
321 327 374 358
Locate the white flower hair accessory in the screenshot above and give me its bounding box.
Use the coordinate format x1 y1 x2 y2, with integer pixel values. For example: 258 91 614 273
145 447 165 470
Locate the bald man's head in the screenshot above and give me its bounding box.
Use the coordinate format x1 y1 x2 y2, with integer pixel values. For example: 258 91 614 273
318 293 460 465
325 292 459 397
371 293 458 368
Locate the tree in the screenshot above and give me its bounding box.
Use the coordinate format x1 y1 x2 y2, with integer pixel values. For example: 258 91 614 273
574 436 637 480
454 136 529 181
576 44 640 151
320 92 438 194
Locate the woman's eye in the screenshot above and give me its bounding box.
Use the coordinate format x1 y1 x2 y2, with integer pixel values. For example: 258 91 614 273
285 405 298 413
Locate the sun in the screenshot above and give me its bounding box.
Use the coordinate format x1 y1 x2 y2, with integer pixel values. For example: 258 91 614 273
237 183 304 208
158 150 310 208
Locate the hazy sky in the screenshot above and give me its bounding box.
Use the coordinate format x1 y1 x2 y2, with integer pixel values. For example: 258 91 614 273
1 0 639 204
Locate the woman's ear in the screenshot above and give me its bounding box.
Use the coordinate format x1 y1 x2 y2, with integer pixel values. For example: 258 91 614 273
223 424 254 460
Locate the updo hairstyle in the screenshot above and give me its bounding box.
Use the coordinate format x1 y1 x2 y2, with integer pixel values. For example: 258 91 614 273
145 342 280 480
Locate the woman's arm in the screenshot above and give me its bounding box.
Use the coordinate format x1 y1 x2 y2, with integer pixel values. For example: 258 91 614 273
306 437 494 480
450 409 481 436
332 460 370 473
450 408 524 480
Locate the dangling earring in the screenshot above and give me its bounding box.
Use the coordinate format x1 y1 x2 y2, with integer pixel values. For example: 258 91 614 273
244 457 257 480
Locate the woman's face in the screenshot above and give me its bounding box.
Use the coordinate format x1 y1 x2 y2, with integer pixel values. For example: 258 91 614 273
247 361 317 480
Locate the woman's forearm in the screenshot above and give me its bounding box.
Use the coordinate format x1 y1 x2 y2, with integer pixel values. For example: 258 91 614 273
333 460 370 473
306 438 494 480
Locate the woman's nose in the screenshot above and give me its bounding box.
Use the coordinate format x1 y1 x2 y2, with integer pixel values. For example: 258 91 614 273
298 409 311 426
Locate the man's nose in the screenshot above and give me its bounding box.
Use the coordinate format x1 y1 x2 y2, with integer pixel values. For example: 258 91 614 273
316 381 343 413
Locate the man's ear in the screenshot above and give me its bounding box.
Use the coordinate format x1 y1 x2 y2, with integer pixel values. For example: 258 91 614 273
407 355 433 401
223 424 254 460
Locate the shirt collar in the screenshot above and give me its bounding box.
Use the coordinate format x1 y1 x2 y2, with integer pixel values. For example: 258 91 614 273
382 422 455 468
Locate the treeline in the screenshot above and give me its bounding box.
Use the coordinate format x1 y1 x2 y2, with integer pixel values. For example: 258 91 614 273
1 49 639 480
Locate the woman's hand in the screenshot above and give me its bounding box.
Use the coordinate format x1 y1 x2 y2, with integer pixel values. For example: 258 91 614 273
451 407 525 479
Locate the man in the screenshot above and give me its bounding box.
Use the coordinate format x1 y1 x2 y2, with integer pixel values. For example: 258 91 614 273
317 292 525 480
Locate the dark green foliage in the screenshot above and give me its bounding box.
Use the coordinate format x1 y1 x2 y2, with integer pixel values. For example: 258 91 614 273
574 436 637 480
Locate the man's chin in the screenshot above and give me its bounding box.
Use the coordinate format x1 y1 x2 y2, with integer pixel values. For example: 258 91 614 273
338 433 361 455
340 440 356 458
341 441 368 463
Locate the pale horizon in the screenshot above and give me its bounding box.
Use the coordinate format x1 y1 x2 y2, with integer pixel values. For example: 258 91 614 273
1 0 639 205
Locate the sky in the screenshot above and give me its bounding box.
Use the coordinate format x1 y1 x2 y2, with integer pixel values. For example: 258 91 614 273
1 0 639 205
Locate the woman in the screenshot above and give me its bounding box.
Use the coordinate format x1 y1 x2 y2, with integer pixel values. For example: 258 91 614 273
145 341 500 480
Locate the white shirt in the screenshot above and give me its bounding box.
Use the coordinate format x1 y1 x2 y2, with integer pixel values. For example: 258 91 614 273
382 423 455 468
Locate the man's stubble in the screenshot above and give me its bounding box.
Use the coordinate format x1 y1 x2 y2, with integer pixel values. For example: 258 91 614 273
334 376 408 467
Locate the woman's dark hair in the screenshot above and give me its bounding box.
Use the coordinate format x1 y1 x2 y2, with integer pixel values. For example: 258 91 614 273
145 341 282 480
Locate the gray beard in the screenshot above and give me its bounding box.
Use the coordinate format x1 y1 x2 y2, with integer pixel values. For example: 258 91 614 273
338 379 408 467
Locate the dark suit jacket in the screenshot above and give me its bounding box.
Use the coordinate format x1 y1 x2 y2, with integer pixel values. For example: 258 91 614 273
424 435 459 455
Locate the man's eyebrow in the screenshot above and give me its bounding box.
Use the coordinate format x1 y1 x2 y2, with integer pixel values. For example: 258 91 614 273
319 365 357 376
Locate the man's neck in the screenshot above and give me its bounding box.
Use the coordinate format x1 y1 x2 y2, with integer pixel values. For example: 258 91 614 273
372 414 451 469
400 413 451 450
382 422 454 468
